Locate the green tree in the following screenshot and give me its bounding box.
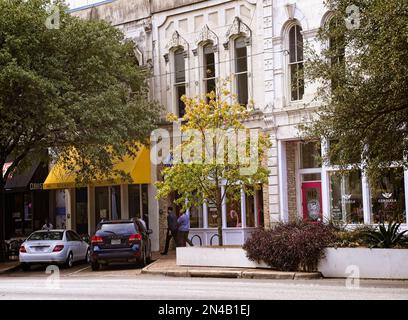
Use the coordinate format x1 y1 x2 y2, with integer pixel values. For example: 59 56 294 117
0 0 161 260
303 0 408 180
156 85 270 246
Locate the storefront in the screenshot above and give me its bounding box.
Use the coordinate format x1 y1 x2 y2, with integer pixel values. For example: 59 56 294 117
186 186 265 246
3 162 51 239
42 146 160 250
279 140 408 227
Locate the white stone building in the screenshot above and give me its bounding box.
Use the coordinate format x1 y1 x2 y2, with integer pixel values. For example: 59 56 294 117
52 0 407 251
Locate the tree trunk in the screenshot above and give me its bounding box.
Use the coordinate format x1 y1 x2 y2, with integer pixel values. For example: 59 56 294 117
0 187 6 262
216 186 223 246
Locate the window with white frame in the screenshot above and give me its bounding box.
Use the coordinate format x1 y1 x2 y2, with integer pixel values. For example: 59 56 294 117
288 24 304 101
203 43 216 99
174 48 186 117
329 170 364 224
370 168 406 224
234 37 248 106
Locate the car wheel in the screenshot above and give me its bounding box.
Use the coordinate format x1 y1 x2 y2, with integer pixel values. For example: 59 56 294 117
21 263 30 272
65 252 74 268
146 246 152 264
138 248 146 268
85 249 91 264
91 261 100 271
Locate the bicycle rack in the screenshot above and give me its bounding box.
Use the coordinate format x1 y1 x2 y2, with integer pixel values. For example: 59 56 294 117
210 234 219 246
190 235 202 246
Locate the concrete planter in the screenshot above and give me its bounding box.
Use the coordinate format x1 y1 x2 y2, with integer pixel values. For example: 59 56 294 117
318 247 408 279
176 247 270 269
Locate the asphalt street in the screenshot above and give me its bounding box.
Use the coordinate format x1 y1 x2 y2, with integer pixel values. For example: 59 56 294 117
0 262 407 300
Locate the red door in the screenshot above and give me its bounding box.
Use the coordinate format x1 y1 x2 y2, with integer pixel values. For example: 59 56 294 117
302 182 323 222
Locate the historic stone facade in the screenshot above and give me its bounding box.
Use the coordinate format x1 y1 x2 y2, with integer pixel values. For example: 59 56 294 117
68 0 408 246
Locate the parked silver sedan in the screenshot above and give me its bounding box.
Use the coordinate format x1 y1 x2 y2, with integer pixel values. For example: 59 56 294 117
19 229 90 271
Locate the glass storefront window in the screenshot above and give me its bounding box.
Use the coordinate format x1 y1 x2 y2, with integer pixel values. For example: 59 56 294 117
303 173 321 182
300 142 321 169
128 184 141 219
245 190 255 227
329 170 364 224
207 199 219 228
226 197 241 228
190 205 204 228
371 168 406 224
75 188 88 234
95 187 109 225
111 186 121 220
142 184 149 228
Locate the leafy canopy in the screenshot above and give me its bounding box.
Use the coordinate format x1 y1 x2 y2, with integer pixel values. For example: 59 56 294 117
303 0 408 181
0 0 161 186
156 83 270 245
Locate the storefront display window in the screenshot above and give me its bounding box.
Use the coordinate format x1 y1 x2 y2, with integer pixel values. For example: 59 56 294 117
75 188 88 234
245 189 255 227
190 205 204 228
329 170 363 224
111 186 121 220
371 168 406 224
95 186 109 225
128 184 141 219
226 198 241 228
207 199 219 228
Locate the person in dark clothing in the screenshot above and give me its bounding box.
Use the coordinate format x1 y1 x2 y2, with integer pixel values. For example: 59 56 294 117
161 207 178 255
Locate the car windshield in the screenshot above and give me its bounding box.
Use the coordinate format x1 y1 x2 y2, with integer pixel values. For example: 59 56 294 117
97 223 137 235
28 231 64 241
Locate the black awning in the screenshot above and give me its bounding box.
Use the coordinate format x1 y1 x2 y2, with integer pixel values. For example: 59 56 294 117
4 162 41 191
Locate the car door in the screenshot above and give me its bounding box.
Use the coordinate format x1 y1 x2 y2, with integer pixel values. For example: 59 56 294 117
71 231 88 260
66 231 80 261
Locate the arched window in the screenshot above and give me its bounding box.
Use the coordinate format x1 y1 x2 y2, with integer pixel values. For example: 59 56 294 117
289 24 304 101
203 43 216 99
174 48 186 117
234 37 248 106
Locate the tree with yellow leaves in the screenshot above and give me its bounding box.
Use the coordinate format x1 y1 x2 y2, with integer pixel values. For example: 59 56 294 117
156 83 271 246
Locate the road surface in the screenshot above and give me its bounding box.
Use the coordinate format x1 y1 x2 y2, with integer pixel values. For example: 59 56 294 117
0 263 407 300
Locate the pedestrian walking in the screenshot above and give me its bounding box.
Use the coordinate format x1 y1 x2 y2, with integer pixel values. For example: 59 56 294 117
161 207 178 255
176 211 194 247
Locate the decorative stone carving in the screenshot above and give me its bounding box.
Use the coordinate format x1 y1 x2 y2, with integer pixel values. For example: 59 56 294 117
165 31 189 51
143 18 152 33
285 3 296 20
195 25 218 47
224 16 252 49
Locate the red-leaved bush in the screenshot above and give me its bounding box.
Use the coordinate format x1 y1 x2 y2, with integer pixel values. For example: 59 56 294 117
243 221 336 272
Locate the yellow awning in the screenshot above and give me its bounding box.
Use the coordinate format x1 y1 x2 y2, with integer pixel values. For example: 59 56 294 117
43 146 151 190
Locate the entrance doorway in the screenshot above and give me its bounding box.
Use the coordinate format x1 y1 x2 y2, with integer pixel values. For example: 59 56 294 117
302 182 322 222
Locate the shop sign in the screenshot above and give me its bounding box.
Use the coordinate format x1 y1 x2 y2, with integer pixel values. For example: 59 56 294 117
378 192 397 203
30 183 44 190
341 194 356 204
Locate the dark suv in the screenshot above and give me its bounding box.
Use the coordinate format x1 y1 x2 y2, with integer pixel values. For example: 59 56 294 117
90 219 152 271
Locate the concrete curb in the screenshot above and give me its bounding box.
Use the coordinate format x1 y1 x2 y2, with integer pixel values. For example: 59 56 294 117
0 262 20 274
142 262 322 280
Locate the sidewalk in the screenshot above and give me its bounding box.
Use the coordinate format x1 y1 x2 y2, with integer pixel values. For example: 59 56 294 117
142 252 321 280
0 260 20 274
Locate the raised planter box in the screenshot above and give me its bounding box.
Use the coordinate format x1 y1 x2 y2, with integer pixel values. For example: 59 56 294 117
176 246 270 269
318 248 408 279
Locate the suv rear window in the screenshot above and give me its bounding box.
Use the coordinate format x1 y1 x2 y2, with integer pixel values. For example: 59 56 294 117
97 223 137 235
28 231 64 241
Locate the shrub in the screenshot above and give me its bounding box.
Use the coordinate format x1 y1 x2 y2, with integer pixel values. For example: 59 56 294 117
331 225 375 248
243 221 336 272
362 222 408 248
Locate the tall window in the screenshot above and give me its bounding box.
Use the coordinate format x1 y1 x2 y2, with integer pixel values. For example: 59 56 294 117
289 24 304 101
234 37 248 106
174 48 186 117
203 43 216 99
329 18 345 91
